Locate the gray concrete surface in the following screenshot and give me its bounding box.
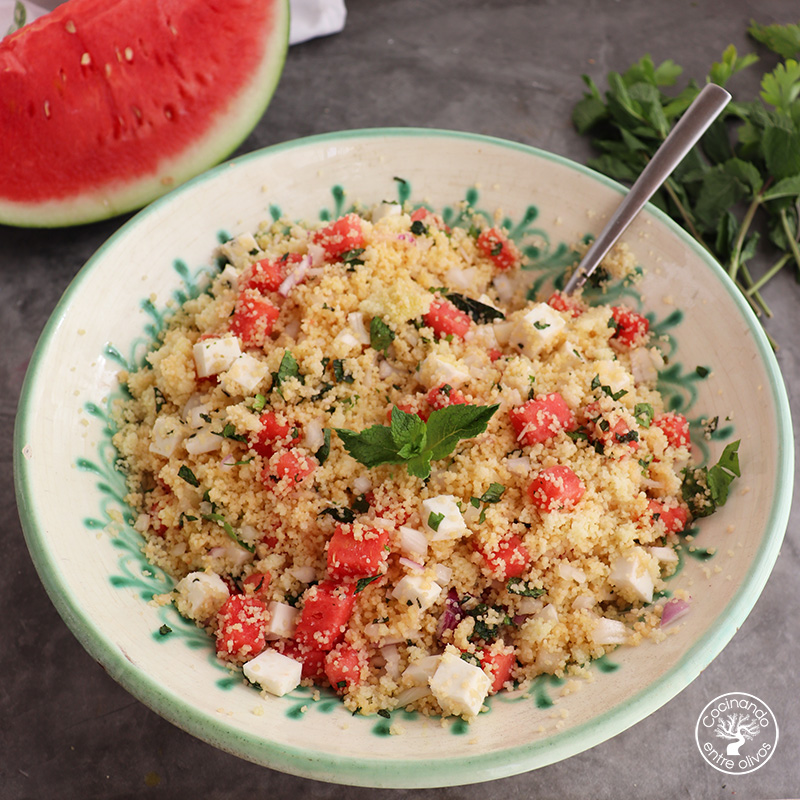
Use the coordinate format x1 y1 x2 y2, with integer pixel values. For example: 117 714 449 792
3 1 799 797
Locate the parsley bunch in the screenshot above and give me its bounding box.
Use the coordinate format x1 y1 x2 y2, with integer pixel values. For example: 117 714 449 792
335 404 498 480
573 21 800 329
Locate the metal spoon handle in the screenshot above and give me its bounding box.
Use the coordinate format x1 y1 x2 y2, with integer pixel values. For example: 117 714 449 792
563 82 731 295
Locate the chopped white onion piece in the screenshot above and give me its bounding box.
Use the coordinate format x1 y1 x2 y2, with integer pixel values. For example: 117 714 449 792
303 418 325 453
289 565 316 583
381 643 401 680
506 456 531 475
433 563 452 586
347 312 372 345
399 526 428 558
394 685 431 708
353 475 372 494
399 556 424 572
278 254 312 297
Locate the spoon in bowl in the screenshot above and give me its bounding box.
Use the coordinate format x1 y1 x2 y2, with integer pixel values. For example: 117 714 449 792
562 82 731 295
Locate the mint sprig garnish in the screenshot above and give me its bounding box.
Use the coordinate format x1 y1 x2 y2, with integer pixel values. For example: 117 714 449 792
682 439 741 518
335 403 498 480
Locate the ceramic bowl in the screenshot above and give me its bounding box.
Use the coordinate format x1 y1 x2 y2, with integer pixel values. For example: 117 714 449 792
14 129 793 788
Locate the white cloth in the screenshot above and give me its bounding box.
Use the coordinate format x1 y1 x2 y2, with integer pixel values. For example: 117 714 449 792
1 0 346 44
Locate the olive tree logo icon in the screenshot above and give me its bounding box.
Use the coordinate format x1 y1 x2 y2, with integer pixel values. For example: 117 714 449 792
713 712 761 755
695 692 778 775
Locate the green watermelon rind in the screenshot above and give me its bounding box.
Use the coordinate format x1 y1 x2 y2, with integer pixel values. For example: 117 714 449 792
0 0 290 229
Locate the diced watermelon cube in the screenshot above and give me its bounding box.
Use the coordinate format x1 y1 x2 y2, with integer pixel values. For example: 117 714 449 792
476 227 521 270
527 465 586 512
327 525 389 580
648 499 689 534
230 288 280 348
294 581 357 651
509 392 574 446
610 306 649 348
215 595 268 662
423 298 471 340
480 534 531 580
324 643 366 692
654 412 691 449
313 214 365 260
480 646 517 694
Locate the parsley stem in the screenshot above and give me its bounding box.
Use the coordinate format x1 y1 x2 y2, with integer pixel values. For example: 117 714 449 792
727 195 761 283
779 207 800 277
746 252 791 296
739 262 772 317
663 178 709 251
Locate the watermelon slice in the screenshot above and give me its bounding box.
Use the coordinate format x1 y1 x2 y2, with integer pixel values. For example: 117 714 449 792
0 0 289 227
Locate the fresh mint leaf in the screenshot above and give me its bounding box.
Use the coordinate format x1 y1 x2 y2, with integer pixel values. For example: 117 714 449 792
681 439 741 517
507 578 545 598
335 423 404 468
335 403 498 480
369 317 396 353
446 293 506 324
355 574 381 594
427 511 445 531
633 403 655 428
424 404 499 462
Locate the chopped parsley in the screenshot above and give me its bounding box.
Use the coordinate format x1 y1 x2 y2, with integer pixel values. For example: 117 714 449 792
201 512 255 553
178 465 200 487
355 574 382 594
272 350 303 396
427 511 445 531
633 402 655 428
507 578 545 598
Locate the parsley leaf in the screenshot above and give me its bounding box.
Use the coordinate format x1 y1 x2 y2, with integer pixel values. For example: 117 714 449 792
201 512 255 553
272 351 302 396
335 404 498 480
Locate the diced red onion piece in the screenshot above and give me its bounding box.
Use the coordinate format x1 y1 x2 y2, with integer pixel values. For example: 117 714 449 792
399 556 424 572
661 597 691 627
396 233 416 244
278 254 312 297
436 588 464 638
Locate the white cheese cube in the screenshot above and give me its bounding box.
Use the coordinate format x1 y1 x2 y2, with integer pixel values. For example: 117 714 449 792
218 264 239 292
508 303 566 357
429 650 492 718
174 571 230 621
184 427 222 455
591 616 630 645
242 649 302 697
421 495 467 541
595 359 633 396
647 545 679 564
392 574 442 611
629 347 663 385
371 201 402 222
183 395 213 429
207 542 253 570
149 415 186 457
418 353 471 390
193 335 241 378
402 655 441 686
265 601 301 640
609 547 655 602
222 353 269 395
218 232 259 269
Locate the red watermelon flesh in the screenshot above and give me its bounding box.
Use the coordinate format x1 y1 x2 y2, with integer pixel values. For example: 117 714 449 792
0 0 289 227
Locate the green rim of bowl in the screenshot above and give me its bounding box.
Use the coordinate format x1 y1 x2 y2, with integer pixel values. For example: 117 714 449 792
14 128 794 788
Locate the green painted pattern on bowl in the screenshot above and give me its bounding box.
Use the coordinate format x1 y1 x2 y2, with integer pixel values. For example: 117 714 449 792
78 181 727 733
